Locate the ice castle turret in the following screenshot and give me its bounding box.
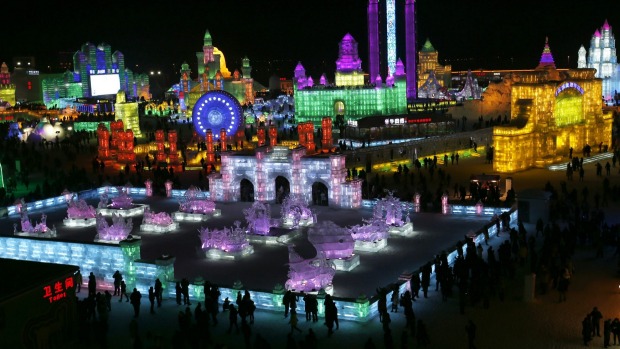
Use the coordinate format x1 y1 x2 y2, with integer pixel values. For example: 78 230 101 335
580 20 620 102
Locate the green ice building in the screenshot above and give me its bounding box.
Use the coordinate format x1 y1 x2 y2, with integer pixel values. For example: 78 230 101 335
293 33 407 125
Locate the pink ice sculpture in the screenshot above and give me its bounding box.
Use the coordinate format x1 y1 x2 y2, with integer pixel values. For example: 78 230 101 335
199 221 250 253
179 186 216 214
18 211 53 234
67 199 96 219
281 195 314 228
375 191 407 227
110 187 134 209
307 221 355 259
285 245 335 292
349 214 390 242
142 208 173 226
244 201 276 235
96 214 133 241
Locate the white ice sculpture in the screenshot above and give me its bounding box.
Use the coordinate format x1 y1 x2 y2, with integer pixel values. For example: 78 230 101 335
307 221 354 260
95 214 133 242
285 245 335 293
281 195 314 228
244 201 276 235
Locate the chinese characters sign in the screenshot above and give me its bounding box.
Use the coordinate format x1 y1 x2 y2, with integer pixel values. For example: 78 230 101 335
42 276 74 303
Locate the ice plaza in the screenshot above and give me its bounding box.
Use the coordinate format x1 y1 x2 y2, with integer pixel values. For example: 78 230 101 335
0 180 514 322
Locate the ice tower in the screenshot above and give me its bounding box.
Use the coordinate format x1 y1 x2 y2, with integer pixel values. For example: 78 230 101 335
579 20 620 102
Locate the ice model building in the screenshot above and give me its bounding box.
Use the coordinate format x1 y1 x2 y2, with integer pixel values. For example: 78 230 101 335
348 212 390 252
307 221 359 271
294 33 407 126
375 192 413 236
578 20 620 103
95 214 134 243
64 198 97 227
209 146 362 208
173 186 221 222
417 38 452 90
493 38 614 173
285 245 336 294
140 208 178 233
15 211 56 238
199 221 254 260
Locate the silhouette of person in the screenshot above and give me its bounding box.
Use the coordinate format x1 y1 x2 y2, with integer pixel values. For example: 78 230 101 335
130 288 142 317
148 286 156 314
88 272 97 296
119 280 129 302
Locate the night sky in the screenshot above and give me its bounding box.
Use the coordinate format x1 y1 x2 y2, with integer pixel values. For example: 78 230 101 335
3 0 620 86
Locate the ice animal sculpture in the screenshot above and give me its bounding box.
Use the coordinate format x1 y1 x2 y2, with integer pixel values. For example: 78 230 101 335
179 186 216 214
307 221 354 259
96 214 133 241
280 195 314 228
244 201 276 235
199 221 250 253
285 245 335 292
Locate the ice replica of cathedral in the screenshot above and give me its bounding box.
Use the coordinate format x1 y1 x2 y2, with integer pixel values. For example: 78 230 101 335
578 20 620 103
493 38 613 173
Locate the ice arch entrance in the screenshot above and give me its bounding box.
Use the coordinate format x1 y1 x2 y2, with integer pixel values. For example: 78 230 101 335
312 182 329 206
275 176 290 204
240 179 254 202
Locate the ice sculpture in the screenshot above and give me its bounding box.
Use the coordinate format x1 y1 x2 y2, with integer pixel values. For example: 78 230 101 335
244 201 275 236
308 221 359 271
15 210 57 238
110 187 133 209
280 195 314 228
285 245 335 293
95 213 133 243
349 212 390 252
375 192 413 236
140 208 178 233
64 198 97 227
97 187 147 217
174 186 220 222
199 221 253 260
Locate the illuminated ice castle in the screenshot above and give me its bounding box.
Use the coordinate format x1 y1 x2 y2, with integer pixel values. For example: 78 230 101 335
493 38 613 173
293 33 407 125
578 20 620 103
177 29 259 112
294 0 418 125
